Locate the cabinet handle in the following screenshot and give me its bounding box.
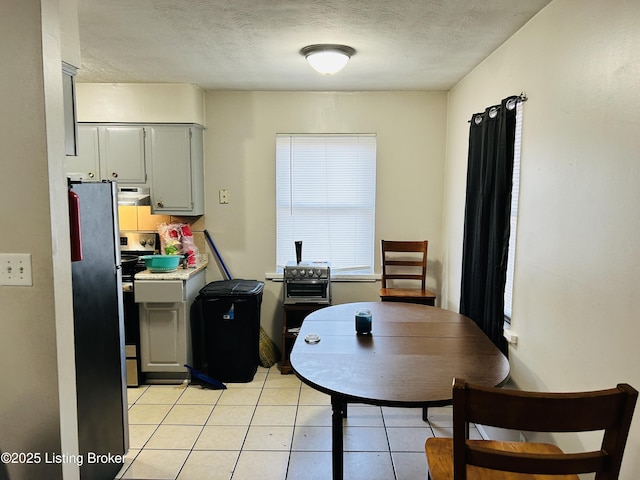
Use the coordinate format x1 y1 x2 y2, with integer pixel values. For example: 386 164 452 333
157 201 164 208
111 172 118 178
88 172 95 178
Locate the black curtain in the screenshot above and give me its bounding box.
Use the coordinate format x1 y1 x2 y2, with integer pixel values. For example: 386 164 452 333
460 96 518 355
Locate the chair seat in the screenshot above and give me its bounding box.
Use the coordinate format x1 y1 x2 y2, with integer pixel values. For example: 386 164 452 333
380 287 437 306
425 438 579 480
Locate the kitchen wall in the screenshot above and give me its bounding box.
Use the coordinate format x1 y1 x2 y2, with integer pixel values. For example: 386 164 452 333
76 86 448 348
442 0 640 475
76 83 209 253
76 83 205 125
118 206 207 255
203 91 447 346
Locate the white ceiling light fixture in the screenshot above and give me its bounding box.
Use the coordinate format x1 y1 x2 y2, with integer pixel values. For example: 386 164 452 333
300 44 356 75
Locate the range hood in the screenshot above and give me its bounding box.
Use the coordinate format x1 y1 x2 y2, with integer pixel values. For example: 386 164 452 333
117 187 151 206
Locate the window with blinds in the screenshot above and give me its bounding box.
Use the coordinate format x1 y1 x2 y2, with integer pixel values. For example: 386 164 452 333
276 134 377 274
504 102 523 321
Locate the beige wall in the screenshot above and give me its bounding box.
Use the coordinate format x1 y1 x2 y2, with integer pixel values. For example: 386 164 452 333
0 0 80 478
443 0 640 475
203 91 447 345
76 83 205 124
74 87 447 357
59 0 80 66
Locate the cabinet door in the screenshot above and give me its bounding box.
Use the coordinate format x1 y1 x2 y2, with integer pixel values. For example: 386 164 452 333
62 63 78 156
148 125 194 213
99 126 147 185
65 125 100 181
139 302 187 372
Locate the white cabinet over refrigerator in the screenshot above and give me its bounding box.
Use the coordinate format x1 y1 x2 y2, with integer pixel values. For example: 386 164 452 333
66 124 147 185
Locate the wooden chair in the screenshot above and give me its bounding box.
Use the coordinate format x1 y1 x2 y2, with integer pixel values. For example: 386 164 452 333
380 240 436 306
425 378 638 480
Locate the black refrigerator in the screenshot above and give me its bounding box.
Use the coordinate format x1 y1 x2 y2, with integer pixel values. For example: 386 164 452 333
69 181 128 479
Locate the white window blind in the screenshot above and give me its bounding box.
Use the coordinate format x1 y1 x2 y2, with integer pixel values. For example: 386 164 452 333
276 134 377 273
504 102 523 320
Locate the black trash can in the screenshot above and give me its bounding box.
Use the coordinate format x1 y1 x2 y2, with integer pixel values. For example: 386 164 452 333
191 279 265 383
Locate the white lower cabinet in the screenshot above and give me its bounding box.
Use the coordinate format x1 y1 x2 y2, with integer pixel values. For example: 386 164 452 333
136 270 205 382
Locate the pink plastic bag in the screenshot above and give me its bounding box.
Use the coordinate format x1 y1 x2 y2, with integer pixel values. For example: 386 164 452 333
158 223 198 266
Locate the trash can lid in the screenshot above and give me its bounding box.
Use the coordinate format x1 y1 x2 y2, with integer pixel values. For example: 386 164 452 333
199 279 265 297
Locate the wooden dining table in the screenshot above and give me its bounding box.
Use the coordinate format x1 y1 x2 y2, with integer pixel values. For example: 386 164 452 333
290 301 510 480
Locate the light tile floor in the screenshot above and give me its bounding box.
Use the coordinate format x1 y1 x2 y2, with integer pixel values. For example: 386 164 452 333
116 366 481 480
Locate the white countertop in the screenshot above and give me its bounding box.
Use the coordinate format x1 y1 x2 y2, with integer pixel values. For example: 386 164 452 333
135 254 208 281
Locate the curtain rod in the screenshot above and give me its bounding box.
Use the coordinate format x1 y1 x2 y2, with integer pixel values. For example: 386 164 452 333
468 92 527 123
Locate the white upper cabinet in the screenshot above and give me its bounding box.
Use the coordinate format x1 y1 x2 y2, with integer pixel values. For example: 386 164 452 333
148 124 204 216
66 122 204 216
99 126 147 184
62 63 78 156
66 125 100 180
66 124 147 186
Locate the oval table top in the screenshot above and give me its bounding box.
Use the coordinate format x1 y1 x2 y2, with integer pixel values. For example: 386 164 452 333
290 301 510 407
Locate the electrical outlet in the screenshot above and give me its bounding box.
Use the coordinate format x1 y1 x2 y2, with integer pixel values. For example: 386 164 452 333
0 253 33 286
219 189 230 204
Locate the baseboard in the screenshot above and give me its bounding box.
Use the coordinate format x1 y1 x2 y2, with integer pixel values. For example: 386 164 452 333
476 424 522 442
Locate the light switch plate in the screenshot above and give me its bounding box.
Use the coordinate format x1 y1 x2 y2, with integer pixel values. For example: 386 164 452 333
0 253 33 286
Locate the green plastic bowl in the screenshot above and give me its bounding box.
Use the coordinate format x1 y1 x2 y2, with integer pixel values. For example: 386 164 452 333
140 254 182 273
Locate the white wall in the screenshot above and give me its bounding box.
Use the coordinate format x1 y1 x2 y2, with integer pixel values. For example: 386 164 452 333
203 91 447 345
443 0 640 475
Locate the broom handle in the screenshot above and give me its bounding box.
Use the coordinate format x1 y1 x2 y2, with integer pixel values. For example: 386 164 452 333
204 229 232 280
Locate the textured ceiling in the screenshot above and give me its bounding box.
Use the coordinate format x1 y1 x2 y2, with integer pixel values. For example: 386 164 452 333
76 0 552 91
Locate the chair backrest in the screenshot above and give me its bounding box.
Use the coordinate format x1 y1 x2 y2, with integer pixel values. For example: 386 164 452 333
452 378 638 480
380 240 428 289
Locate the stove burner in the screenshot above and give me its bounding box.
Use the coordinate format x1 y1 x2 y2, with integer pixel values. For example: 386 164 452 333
121 259 147 282
120 231 159 281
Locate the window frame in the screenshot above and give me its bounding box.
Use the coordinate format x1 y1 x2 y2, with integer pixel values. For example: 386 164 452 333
504 101 523 324
275 133 377 276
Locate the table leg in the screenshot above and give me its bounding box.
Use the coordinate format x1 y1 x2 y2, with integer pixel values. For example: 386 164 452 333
331 395 346 480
